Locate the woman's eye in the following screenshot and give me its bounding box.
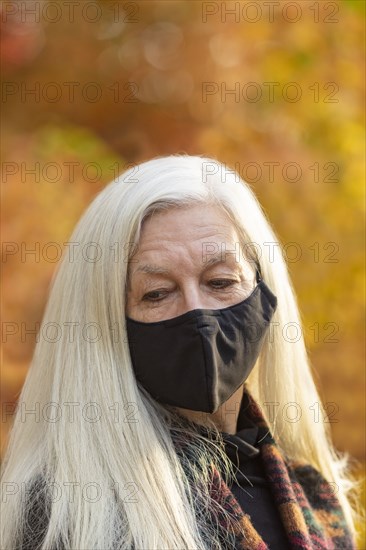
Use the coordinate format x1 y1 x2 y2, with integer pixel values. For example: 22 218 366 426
210 279 238 289
142 290 167 302
141 279 238 302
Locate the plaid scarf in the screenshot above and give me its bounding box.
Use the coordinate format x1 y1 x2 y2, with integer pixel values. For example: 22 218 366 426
174 386 357 550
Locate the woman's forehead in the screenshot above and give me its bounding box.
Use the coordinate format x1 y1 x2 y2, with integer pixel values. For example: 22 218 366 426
139 204 238 244
127 204 255 277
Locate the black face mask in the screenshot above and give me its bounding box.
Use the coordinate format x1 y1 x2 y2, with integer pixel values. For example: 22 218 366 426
125 269 277 413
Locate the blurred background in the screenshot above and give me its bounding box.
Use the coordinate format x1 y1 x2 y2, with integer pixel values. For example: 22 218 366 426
1 0 365 544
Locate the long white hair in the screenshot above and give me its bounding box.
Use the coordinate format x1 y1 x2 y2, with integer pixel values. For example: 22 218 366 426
0 154 360 549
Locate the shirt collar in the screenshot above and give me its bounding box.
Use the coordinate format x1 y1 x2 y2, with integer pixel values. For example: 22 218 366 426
220 388 260 461
197 386 260 461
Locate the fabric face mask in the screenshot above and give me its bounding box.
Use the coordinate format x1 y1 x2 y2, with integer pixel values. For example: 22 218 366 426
125 269 278 413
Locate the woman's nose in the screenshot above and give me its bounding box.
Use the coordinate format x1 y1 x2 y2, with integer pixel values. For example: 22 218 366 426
178 285 211 314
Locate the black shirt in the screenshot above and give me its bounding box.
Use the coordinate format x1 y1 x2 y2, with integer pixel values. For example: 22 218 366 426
220 423 292 550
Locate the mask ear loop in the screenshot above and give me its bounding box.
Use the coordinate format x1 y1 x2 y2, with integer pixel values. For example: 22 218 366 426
255 264 262 283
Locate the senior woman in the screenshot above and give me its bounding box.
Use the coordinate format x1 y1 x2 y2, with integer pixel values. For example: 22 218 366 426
0 155 359 549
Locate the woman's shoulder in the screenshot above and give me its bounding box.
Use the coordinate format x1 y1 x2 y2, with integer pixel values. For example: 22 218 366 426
287 460 339 507
286 460 357 548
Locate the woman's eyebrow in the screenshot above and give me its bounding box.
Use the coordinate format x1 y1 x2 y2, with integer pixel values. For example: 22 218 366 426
132 253 242 277
203 253 242 269
133 264 171 275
